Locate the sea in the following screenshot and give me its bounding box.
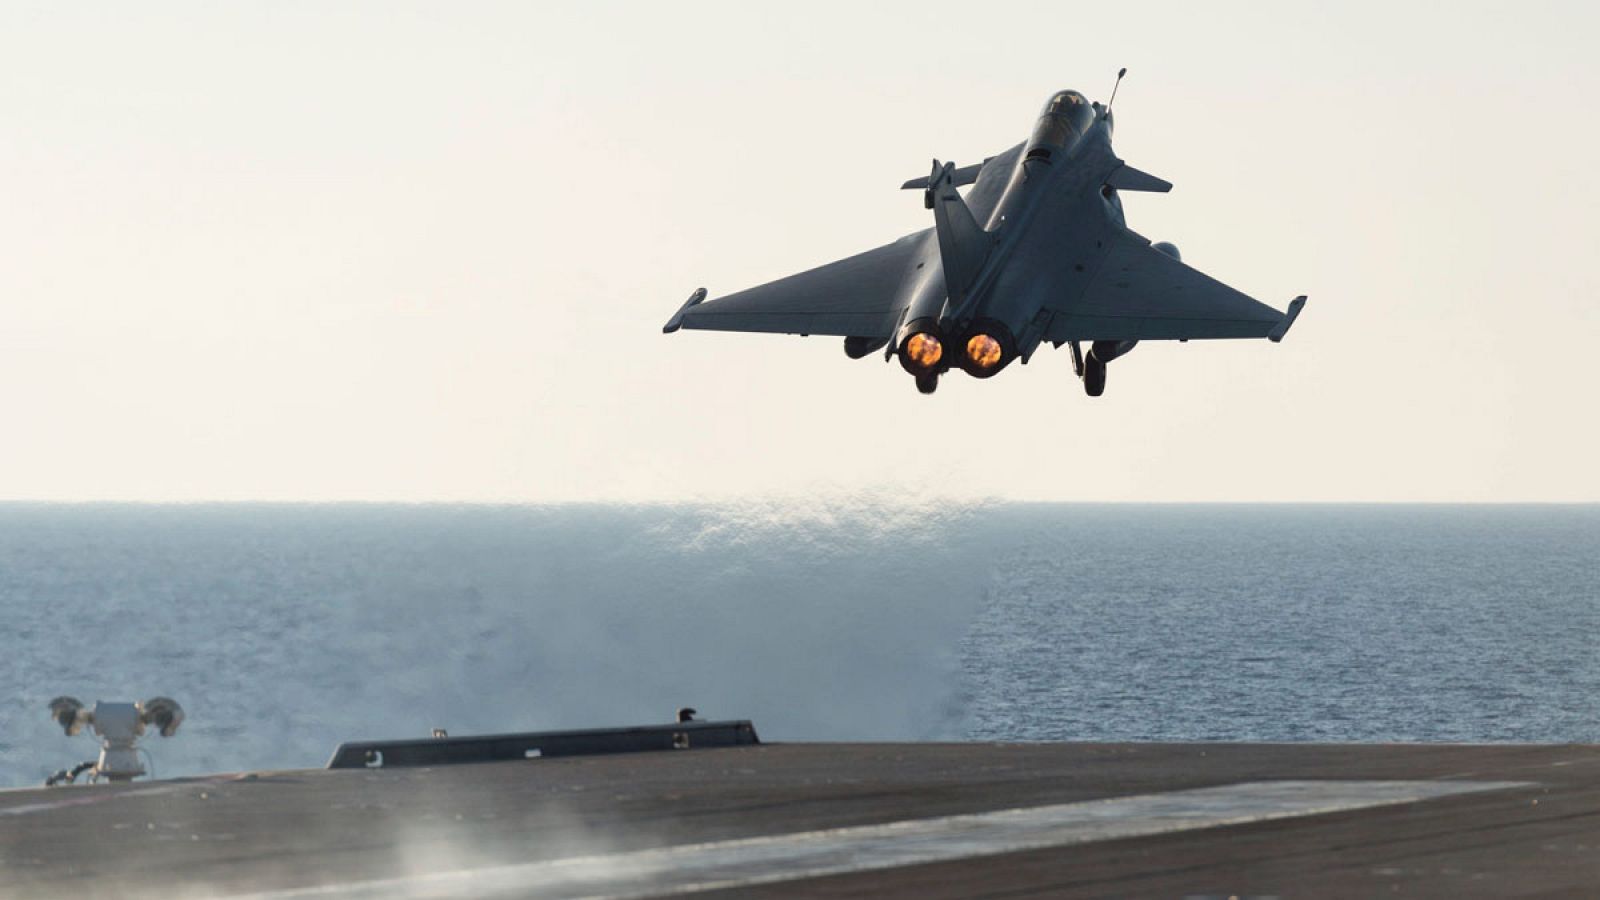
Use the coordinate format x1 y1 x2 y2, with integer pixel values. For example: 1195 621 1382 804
1 502 1595 788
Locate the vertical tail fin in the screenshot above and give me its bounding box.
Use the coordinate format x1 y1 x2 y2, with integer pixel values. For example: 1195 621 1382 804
926 160 992 307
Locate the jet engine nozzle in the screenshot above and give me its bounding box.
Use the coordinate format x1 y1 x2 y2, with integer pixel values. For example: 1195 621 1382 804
957 321 1017 378
895 318 946 376
965 334 1003 372
904 333 942 368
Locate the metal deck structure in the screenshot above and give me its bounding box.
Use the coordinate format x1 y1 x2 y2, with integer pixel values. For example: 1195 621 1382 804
3 742 1596 897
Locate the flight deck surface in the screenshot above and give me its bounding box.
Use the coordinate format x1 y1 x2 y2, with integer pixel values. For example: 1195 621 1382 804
2 743 1596 897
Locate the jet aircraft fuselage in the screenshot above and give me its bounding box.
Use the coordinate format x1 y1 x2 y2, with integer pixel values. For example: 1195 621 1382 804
665 84 1304 395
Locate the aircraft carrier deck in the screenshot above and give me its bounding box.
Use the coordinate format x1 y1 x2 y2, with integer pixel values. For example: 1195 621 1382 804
3 741 1597 898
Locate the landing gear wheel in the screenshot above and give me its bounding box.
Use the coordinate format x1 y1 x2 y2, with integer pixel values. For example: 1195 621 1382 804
915 372 939 394
1083 354 1106 397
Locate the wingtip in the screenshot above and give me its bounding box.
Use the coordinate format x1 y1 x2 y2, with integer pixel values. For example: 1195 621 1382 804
1268 295 1307 343
663 287 708 334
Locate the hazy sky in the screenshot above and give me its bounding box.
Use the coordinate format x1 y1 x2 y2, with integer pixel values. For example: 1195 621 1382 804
1 2 1595 502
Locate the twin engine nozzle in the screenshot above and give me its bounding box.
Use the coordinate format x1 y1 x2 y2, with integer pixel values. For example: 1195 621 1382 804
896 318 1016 390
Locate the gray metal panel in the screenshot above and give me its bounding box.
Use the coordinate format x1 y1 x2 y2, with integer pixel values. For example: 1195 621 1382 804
964 142 1025 224
677 233 928 338
1046 229 1290 342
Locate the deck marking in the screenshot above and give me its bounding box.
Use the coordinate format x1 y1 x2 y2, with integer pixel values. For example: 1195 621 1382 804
228 779 1530 899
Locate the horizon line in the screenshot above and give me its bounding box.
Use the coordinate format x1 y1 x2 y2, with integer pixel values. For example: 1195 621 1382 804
0 499 1594 508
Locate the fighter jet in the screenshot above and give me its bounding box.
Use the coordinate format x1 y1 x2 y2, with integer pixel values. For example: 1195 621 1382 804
664 74 1305 395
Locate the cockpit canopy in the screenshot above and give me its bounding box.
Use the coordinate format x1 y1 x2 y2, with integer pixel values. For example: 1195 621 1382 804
1028 90 1095 157
1043 90 1091 119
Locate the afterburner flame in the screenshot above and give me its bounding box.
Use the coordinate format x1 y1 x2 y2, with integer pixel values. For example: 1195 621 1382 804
905 333 943 369
965 334 1003 370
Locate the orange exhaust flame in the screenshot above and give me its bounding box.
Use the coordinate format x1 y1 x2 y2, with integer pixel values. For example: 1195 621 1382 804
965 334 1003 370
905 333 943 369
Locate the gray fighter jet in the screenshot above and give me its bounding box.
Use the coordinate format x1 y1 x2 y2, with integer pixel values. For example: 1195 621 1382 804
664 75 1305 395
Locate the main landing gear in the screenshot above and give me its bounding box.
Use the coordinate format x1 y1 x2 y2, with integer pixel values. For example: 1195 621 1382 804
1068 340 1105 397
1082 353 1106 397
1070 339 1135 397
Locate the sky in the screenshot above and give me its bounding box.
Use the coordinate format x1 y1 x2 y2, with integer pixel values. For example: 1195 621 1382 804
0 1 1595 502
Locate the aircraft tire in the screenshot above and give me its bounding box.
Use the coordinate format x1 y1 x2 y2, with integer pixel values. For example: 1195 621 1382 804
1083 354 1106 397
915 373 939 394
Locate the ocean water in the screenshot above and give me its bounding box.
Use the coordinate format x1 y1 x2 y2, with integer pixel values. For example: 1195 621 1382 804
0 503 1595 787
961 505 1600 744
